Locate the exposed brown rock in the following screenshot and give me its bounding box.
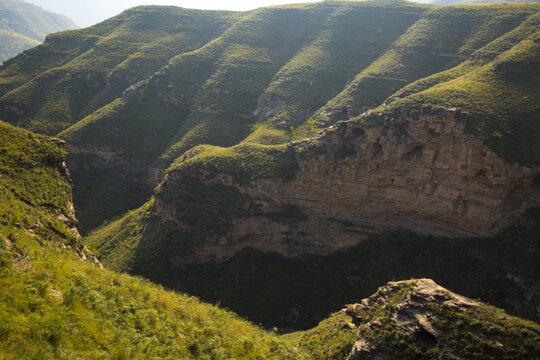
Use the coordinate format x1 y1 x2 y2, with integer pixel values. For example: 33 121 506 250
345 279 481 360
155 109 540 264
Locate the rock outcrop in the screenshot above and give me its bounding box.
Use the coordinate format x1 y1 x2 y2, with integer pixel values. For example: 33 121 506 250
154 108 540 263
346 279 480 359
344 278 540 360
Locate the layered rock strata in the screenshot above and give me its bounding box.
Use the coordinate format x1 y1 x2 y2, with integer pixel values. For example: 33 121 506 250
155 109 540 263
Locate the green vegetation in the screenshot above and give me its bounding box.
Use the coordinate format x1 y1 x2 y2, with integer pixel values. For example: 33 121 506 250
1 0 539 231
0 121 73 236
303 3 538 133
0 29 39 63
1 3 540 357
283 311 357 360
0 119 311 359
0 0 76 62
170 142 299 182
0 248 307 359
351 279 540 359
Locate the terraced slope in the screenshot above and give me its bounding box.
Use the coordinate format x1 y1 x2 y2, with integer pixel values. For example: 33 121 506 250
3 1 539 232
0 0 76 62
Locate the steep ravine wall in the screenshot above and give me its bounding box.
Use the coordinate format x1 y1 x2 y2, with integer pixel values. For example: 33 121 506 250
155 109 540 264
65 143 164 233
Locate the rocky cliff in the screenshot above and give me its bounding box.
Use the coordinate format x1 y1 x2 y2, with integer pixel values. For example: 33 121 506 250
154 108 540 263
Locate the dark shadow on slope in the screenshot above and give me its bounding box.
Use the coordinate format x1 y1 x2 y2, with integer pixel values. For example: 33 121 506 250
129 208 540 332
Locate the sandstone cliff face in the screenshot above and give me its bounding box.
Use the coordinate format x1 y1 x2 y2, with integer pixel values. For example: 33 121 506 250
154 109 540 264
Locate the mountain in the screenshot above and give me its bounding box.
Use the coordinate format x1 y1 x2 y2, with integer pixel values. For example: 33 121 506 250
1 116 537 358
1 0 538 235
0 0 77 62
0 0 539 337
432 0 540 4
71 3 538 263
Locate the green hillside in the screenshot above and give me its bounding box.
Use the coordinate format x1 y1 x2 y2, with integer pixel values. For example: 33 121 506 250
0 120 307 359
0 117 538 358
0 29 39 62
0 0 76 63
1 0 538 232
433 0 540 5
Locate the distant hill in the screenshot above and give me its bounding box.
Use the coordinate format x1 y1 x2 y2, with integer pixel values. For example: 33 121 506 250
0 29 39 62
0 0 76 62
432 0 540 5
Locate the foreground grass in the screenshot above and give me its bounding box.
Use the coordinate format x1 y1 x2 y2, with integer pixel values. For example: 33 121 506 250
0 120 305 359
0 242 305 359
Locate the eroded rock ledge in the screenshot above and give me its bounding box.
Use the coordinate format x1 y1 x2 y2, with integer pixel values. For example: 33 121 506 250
345 279 481 360
155 108 540 264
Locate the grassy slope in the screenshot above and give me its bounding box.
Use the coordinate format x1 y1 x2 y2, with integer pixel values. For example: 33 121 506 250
283 311 357 360
2 1 538 231
0 6 241 134
300 3 537 131
377 17 540 165
0 29 39 63
0 120 308 359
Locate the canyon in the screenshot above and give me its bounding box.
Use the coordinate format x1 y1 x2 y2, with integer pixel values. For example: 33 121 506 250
155 108 540 263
